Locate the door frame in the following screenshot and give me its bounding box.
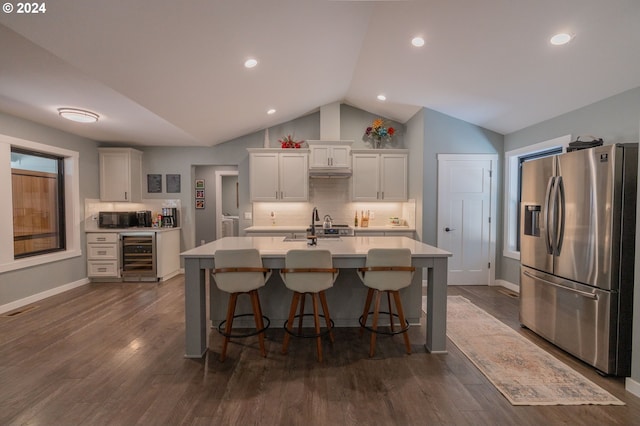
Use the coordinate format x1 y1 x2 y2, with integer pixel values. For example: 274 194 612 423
437 153 498 286
215 170 239 239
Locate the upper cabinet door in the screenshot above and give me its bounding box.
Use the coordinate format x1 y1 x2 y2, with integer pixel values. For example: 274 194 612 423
250 152 280 201
279 152 308 201
309 146 331 168
380 154 407 201
330 146 351 168
99 148 142 202
352 153 380 201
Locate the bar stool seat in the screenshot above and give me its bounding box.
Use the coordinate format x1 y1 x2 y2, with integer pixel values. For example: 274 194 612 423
280 249 338 362
211 248 271 362
357 248 415 357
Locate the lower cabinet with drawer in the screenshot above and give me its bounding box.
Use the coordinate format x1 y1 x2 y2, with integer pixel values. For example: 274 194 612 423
87 232 120 279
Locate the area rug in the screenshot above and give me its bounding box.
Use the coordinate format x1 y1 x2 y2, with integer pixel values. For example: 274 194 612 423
445 296 624 406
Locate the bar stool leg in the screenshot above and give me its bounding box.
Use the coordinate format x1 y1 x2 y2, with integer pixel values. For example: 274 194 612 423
250 290 267 357
297 294 306 333
387 292 395 332
360 288 374 336
283 292 300 354
319 291 334 343
370 290 381 357
392 290 411 354
221 293 238 362
312 293 323 362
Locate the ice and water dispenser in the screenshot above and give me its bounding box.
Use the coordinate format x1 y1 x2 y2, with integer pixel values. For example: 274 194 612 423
523 205 541 237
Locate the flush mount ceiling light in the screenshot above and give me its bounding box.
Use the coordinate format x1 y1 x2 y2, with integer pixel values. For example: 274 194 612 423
411 36 425 47
244 58 258 68
377 94 387 101
58 108 99 123
550 33 573 45
267 108 276 115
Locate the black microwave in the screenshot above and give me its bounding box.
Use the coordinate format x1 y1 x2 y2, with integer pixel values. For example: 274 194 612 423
99 211 137 228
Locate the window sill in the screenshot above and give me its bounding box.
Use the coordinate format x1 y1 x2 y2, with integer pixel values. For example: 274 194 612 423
503 250 520 261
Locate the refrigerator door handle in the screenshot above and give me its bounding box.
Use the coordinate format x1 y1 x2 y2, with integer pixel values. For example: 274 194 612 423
523 270 598 300
543 176 555 255
555 176 565 255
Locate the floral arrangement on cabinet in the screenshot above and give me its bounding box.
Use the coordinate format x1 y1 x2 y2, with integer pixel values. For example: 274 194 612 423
363 118 395 149
279 134 304 148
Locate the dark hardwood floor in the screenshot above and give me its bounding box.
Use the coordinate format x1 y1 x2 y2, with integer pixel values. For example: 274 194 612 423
1 276 639 425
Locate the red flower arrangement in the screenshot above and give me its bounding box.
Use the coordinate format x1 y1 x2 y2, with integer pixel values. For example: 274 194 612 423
279 134 303 148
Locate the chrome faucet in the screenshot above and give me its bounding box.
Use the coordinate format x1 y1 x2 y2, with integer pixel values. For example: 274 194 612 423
308 207 319 245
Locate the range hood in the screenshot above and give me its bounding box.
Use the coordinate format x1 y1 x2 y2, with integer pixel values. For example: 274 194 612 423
308 103 353 178
309 167 352 178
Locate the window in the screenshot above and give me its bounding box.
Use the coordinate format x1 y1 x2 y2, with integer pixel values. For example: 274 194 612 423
11 148 66 258
503 135 570 260
0 134 81 273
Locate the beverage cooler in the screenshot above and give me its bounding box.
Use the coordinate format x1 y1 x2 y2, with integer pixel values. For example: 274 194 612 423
121 232 157 281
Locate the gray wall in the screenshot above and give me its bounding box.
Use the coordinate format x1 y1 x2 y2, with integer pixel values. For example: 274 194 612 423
421 108 503 247
0 111 100 305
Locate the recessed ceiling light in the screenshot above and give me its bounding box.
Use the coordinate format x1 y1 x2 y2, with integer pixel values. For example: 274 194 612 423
244 58 258 68
411 36 425 47
58 108 99 123
550 33 573 45
377 94 387 101
267 108 276 115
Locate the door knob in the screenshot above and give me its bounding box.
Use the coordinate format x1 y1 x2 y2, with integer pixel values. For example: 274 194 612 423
445 227 455 232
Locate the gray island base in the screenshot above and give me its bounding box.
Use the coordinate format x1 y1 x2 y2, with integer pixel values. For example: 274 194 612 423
181 236 451 358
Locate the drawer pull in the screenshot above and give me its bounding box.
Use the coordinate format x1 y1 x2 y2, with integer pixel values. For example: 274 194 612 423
97 267 107 272
97 250 107 255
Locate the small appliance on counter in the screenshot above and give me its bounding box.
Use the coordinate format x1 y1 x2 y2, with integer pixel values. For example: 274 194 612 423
99 211 137 228
161 207 179 227
136 210 152 227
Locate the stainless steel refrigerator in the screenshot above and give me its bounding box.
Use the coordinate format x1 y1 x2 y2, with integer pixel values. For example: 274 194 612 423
519 143 637 376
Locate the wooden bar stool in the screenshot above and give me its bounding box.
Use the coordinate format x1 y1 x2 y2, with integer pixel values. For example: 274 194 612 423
280 249 338 362
357 248 415 357
211 248 271 362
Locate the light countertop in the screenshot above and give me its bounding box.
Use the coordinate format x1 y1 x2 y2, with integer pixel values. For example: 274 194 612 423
181 236 449 259
86 227 181 233
245 225 415 232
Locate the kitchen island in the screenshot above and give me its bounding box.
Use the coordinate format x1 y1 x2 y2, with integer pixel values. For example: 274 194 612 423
181 236 451 358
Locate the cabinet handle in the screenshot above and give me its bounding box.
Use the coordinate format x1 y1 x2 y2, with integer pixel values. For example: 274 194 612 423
97 267 107 272
381 191 384 199
125 191 128 200
97 237 106 242
275 191 279 199
98 250 107 255
328 158 330 166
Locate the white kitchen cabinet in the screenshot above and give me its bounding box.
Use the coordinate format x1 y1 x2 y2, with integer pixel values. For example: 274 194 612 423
87 232 120 279
352 150 408 201
156 229 181 281
307 141 352 169
249 149 308 201
99 148 142 202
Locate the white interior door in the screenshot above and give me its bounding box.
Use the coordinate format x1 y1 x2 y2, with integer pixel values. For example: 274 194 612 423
437 154 497 285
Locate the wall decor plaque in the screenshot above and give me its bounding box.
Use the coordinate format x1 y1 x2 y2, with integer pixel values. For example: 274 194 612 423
166 174 181 193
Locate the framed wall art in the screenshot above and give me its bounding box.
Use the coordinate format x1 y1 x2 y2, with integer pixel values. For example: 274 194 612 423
166 174 181 193
195 189 205 199
195 179 205 189
195 199 205 209
147 174 162 193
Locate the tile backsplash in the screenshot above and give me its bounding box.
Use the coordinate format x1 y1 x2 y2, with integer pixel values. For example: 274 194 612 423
252 179 415 227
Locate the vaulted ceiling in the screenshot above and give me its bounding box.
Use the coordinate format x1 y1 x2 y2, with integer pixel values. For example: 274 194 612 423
1 0 639 147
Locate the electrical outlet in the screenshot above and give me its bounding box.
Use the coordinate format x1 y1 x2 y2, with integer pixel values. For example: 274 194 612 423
369 211 375 219
244 212 252 220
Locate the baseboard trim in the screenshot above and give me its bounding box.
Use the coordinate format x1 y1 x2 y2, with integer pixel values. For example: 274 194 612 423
626 377 640 398
0 277 90 315
492 279 519 294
